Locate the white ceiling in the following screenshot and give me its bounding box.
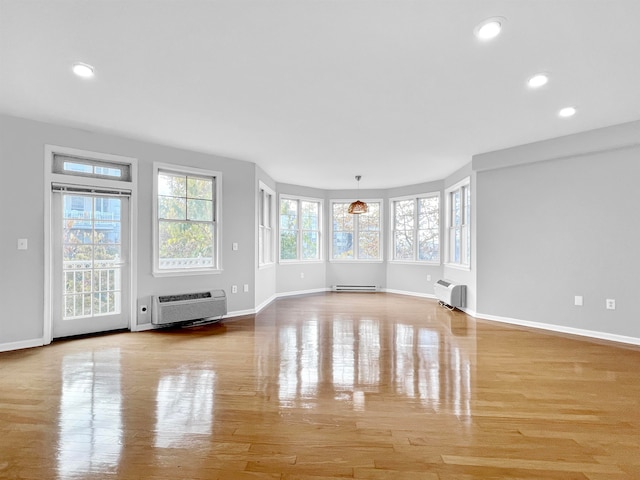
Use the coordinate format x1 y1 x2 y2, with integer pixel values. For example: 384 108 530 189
1 1 639 189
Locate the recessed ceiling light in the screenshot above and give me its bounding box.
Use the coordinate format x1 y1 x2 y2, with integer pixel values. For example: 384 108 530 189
527 74 549 88
72 62 95 78
474 17 504 40
558 106 577 118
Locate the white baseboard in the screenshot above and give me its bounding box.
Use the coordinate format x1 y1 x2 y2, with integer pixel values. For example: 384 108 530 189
276 288 330 299
0 338 44 353
383 288 436 299
474 311 640 346
255 294 277 313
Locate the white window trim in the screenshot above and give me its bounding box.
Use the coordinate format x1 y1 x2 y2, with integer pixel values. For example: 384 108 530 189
278 194 324 264
152 162 222 277
258 181 276 269
329 198 384 263
44 145 139 343
388 192 441 265
444 176 471 270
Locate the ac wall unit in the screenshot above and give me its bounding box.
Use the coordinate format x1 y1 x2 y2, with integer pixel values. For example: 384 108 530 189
152 290 227 325
434 280 466 310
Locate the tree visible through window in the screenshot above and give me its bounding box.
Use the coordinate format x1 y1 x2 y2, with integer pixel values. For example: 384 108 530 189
392 194 439 262
279 196 322 261
331 201 381 260
155 167 218 272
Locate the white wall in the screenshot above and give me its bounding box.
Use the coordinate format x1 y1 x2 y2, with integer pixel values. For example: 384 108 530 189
474 120 640 341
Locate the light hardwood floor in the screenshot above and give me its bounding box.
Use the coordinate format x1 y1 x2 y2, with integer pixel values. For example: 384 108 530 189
1 293 639 479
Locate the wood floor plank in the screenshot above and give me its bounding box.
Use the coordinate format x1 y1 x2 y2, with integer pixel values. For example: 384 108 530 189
1 292 639 479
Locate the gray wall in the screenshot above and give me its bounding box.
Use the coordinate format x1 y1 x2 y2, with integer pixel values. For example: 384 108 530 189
0 114 256 348
3 112 639 350
474 120 640 339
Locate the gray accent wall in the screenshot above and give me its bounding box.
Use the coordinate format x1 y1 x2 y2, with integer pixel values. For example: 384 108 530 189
474 120 640 339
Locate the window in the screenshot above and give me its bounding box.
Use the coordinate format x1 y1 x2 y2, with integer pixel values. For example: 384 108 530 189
153 164 220 274
445 177 471 267
279 196 322 262
391 193 440 263
258 182 275 266
53 153 131 181
331 200 382 261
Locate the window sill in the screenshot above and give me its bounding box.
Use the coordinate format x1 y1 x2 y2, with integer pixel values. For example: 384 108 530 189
444 263 471 272
329 259 384 264
153 268 223 278
278 260 325 265
389 260 441 266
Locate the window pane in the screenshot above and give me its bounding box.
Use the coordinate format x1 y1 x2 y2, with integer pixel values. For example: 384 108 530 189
394 231 413 260
332 203 353 231
187 199 213 221
418 197 439 230
332 232 353 259
358 232 379 260
158 196 186 220
302 231 319 260
452 190 461 227
63 162 93 174
418 229 439 262
359 203 380 231
280 231 298 260
394 200 414 230
301 201 319 230
187 177 213 200
280 199 298 230
158 173 186 197
158 221 214 269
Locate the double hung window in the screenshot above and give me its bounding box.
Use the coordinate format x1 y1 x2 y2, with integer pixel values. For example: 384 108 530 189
259 183 275 266
153 164 220 274
391 194 440 263
445 178 471 267
331 201 382 261
279 196 322 262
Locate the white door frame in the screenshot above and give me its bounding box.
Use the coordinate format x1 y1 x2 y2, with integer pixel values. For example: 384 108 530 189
44 145 138 344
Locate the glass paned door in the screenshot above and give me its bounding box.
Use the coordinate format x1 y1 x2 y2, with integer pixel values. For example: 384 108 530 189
52 192 130 338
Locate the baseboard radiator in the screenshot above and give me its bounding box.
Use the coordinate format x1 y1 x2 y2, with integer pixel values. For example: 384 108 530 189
332 285 379 292
152 290 227 325
434 280 466 310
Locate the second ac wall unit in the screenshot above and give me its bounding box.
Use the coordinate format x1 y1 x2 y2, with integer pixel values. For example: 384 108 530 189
434 280 466 309
152 290 227 325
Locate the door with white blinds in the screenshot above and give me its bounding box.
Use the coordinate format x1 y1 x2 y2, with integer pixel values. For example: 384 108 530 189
52 189 130 338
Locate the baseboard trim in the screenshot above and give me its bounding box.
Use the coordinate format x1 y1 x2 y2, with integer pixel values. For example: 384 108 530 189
383 288 436 300
276 288 330 299
0 338 44 353
255 294 277 313
474 311 640 347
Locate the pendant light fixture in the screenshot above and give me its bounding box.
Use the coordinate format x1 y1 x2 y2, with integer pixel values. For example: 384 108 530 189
348 175 368 214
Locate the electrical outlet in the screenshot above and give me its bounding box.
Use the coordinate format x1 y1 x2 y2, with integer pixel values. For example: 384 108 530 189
243 284 249 292
232 242 238 251
232 285 238 294
139 304 148 314
606 298 615 310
